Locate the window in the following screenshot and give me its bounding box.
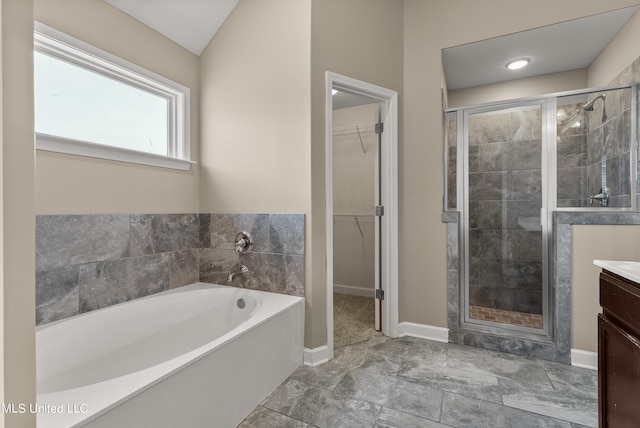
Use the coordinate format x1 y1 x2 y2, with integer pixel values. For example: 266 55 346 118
34 22 192 170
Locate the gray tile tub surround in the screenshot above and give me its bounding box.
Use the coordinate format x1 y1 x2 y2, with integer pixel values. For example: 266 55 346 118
199 213 305 297
36 213 305 325
35 214 201 325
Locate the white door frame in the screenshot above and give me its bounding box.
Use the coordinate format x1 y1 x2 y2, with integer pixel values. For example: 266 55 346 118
325 71 399 360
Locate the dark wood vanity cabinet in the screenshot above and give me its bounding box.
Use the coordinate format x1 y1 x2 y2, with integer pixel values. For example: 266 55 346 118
598 270 640 428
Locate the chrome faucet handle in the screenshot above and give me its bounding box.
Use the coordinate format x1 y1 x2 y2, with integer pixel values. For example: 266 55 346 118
234 231 253 254
589 187 610 207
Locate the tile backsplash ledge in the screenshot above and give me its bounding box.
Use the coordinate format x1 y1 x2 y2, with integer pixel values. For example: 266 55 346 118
36 213 305 325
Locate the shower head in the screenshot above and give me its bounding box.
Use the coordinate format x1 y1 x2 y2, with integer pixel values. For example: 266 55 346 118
582 93 606 111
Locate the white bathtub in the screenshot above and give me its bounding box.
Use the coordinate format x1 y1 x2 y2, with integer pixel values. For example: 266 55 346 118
36 283 304 428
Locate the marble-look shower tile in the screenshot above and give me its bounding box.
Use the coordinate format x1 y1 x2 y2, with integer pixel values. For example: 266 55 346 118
468 229 501 259
78 253 169 312
268 214 304 255
512 108 542 141
468 200 479 228
468 113 513 145
511 290 542 314
620 151 631 196
469 286 513 312
556 134 587 168
468 145 479 172
586 127 603 166
475 200 502 229
238 406 311 428
470 257 541 290
605 109 631 159
207 213 270 252
477 142 508 172
506 230 542 260
507 139 542 171
262 379 381 428
605 155 621 195
36 266 79 325
441 392 572 428
506 169 542 201
36 215 130 271
129 214 199 256
557 167 587 201
469 171 504 200
168 249 199 289
507 201 541 230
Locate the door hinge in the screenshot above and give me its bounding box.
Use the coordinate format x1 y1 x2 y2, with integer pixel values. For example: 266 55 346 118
375 205 384 216
376 289 385 300
375 122 384 134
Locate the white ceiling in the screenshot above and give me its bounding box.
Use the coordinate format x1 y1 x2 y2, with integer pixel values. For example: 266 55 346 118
104 0 239 56
104 2 640 89
443 6 640 90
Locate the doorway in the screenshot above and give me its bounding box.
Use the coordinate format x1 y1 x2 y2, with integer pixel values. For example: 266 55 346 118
332 98 381 348
325 72 398 360
462 101 550 336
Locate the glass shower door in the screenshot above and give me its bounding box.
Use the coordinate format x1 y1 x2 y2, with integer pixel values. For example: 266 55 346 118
464 102 547 332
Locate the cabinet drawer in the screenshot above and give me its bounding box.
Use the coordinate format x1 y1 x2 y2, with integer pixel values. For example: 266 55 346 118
600 271 640 338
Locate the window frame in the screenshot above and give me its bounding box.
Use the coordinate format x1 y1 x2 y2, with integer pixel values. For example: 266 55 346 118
34 22 193 171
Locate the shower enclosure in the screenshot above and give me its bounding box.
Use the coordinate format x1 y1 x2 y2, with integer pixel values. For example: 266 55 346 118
445 84 637 349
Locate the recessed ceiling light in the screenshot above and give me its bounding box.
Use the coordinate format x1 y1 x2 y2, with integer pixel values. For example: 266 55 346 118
506 58 531 70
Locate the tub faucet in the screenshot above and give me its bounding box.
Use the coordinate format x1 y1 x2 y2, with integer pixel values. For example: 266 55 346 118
590 186 610 207
227 265 249 283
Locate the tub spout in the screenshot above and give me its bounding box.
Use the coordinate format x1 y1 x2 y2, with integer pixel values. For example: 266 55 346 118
227 265 249 283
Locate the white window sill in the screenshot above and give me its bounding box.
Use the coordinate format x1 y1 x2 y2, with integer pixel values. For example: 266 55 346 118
36 133 195 171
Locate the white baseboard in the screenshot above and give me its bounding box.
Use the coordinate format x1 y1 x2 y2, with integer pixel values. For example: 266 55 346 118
303 345 330 367
333 284 375 298
398 322 449 343
571 348 597 370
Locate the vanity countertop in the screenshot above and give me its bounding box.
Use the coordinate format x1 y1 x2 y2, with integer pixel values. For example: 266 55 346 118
594 260 640 284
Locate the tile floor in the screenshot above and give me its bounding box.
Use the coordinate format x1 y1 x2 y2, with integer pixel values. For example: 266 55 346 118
238 336 597 427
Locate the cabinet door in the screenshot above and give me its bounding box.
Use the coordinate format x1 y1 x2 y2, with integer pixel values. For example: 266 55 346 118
599 314 640 427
